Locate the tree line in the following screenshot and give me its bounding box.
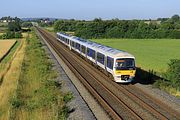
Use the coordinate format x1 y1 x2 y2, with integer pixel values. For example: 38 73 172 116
0 16 32 39
54 15 180 39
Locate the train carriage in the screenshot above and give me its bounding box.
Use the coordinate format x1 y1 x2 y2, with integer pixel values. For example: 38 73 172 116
57 32 136 83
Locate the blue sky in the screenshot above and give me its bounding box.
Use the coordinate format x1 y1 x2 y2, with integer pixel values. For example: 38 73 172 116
0 0 180 20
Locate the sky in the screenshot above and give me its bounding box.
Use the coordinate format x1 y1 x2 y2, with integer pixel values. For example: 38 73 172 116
0 0 180 20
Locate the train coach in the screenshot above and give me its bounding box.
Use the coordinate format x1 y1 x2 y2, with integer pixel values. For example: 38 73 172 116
57 32 136 83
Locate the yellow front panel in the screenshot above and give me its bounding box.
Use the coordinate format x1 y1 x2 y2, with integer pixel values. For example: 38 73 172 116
115 70 136 76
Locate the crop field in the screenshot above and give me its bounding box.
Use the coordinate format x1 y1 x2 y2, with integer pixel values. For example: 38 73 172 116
0 40 17 60
0 22 8 26
91 39 180 73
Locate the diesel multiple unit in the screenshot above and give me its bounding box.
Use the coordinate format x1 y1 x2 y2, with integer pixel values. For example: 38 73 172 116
57 32 136 83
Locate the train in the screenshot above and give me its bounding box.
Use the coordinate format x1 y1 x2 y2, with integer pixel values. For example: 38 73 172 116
56 32 136 83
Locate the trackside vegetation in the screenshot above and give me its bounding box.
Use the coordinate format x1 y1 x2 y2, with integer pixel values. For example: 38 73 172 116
154 59 180 97
10 30 73 119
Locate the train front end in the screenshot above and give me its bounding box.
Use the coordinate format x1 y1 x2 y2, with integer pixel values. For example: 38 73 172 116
113 58 136 83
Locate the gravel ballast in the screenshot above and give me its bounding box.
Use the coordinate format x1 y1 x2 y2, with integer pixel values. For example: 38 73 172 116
135 83 180 112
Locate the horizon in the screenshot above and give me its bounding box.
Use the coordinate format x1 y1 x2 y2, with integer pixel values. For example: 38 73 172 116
1 16 177 21
0 0 180 20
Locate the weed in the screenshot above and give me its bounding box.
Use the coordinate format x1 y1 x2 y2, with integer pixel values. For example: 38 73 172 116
10 96 23 109
63 92 74 103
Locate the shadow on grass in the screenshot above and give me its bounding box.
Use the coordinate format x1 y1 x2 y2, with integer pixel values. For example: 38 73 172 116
132 67 162 85
0 77 3 86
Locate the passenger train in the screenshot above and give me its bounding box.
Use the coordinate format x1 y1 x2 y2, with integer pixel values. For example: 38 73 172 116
57 32 136 83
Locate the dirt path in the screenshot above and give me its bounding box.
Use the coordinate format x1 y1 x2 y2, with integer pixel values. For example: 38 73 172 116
0 38 26 120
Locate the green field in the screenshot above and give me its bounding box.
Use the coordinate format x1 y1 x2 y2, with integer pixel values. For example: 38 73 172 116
0 22 8 32
0 22 8 27
91 39 180 73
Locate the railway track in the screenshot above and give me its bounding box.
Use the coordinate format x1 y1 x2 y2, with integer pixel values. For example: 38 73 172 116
36 27 180 120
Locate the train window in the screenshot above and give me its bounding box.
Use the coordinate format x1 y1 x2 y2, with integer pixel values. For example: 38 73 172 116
76 43 80 51
73 42 76 48
97 52 105 65
81 45 86 54
107 56 114 69
87 48 95 59
87 48 90 56
70 41 72 46
66 39 69 44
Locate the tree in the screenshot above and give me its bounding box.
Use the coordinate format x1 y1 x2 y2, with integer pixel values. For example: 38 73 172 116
164 59 180 88
53 14 180 39
8 22 21 31
171 14 180 22
21 22 33 28
8 17 21 32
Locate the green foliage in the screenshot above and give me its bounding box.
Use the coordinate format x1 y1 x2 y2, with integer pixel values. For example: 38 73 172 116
10 96 23 108
0 17 24 39
164 59 180 87
0 31 22 39
54 15 180 39
63 92 73 103
8 17 21 32
58 105 69 120
15 32 22 38
21 22 33 28
8 22 21 32
153 59 180 96
171 15 180 22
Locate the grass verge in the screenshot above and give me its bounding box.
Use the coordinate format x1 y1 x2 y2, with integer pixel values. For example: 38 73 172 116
0 40 20 85
10 30 73 120
0 38 24 119
153 80 180 97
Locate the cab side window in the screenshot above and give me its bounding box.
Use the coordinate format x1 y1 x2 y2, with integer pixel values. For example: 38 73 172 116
97 52 105 65
107 56 114 69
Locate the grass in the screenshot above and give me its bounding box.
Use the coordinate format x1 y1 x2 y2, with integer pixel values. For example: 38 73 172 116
0 33 4 36
0 22 8 27
91 39 180 73
45 27 54 32
10 30 72 120
153 80 180 97
0 38 23 119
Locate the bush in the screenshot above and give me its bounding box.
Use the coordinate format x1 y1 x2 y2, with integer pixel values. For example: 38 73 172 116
15 32 22 38
0 31 22 39
164 59 180 87
153 59 180 96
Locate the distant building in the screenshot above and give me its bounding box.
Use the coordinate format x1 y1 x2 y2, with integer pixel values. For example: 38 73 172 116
144 20 161 25
0 19 15 23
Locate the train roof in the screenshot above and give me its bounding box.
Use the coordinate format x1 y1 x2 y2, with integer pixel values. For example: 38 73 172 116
57 32 135 58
